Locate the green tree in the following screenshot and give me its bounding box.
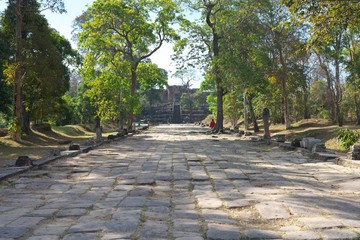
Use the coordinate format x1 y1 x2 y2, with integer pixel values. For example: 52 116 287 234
77 0 179 131
260 1 308 129
216 0 271 131
0 23 12 117
3 1 78 134
3 0 66 140
176 0 228 132
74 82 97 124
282 0 360 126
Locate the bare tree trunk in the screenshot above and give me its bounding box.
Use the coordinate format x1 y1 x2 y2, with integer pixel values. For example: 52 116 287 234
334 37 343 126
316 53 336 123
215 77 224 132
205 2 223 133
127 65 137 132
12 0 25 141
278 44 291 129
303 88 310 119
22 107 31 135
243 93 249 131
119 87 124 131
355 95 360 125
247 97 259 133
213 34 224 132
95 116 102 141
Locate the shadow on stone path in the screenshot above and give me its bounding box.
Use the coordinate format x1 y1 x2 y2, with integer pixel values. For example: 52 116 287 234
0 124 360 239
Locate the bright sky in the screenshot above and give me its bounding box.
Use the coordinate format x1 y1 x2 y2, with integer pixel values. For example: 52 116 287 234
0 0 202 87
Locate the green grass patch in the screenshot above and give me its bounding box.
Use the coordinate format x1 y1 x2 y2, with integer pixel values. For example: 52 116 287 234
52 125 93 137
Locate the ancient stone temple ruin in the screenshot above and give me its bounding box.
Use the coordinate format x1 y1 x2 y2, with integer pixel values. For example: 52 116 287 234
143 85 210 124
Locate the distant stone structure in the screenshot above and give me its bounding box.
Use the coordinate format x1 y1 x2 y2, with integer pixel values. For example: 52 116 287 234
144 85 210 124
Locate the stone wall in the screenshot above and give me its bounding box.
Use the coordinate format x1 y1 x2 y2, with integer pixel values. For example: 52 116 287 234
144 85 210 124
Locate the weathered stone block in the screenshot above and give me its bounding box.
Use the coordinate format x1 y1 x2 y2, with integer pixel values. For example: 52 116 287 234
312 143 326 153
15 156 34 167
107 135 116 140
302 137 314 149
69 144 80 151
350 145 360 160
351 144 360 153
291 139 301 147
303 138 321 150
351 153 360 160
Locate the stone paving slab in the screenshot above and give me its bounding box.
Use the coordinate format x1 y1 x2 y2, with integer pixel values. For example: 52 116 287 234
0 125 360 239
255 201 291 219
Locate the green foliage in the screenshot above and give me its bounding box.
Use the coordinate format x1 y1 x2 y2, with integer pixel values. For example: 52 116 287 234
180 93 194 111
224 90 242 128
0 24 12 117
74 83 97 124
76 0 179 127
137 64 168 90
335 128 360 150
0 114 9 128
2 0 77 129
8 118 21 134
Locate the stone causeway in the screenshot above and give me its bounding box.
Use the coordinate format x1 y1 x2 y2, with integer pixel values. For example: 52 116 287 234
0 125 359 239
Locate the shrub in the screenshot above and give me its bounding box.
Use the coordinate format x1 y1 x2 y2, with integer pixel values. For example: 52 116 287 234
335 128 360 149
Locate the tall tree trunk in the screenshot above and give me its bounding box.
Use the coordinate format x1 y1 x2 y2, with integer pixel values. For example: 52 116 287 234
243 93 249 131
247 97 259 133
212 32 223 132
119 87 124 131
303 87 310 119
22 108 31 135
127 66 137 132
334 37 343 126
278 44 291 129
12 0 25 141
355 95 360 125
215 80 224 132
95 116 102 141
205 2 223 133
316 53 336 123
189 101 193 123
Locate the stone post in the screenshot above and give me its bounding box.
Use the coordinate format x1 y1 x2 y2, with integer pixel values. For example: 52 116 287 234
262 108 270 140
350 145 360 160
95 116 102 142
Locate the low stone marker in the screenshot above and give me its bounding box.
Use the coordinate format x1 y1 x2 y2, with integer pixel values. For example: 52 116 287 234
350 145 360 160
262 108 270 141
107 135 116 140
302 137 321 150
15 156 34 167
291 139 301 147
